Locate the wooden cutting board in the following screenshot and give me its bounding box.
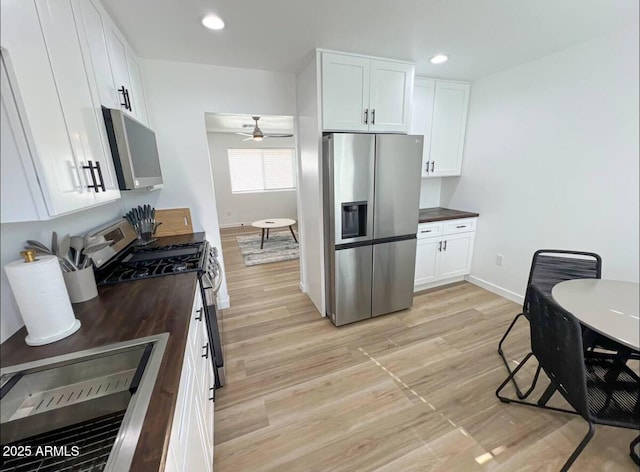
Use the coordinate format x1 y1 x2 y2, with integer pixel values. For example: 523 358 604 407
154 208 193 237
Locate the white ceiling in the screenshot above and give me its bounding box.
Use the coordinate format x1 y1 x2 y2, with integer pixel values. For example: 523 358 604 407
102 0 638 80
204 113 295 134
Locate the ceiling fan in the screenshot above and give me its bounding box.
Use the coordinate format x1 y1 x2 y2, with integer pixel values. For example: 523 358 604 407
236 116 293 141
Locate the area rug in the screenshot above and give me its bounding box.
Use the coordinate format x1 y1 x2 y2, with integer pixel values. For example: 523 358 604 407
236 231 299 266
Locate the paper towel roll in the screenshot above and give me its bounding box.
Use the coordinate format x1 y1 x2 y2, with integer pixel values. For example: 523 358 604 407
4 255 81 346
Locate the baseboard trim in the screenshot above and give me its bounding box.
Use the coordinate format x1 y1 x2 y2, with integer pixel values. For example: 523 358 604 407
219 222 254 229
464 275 524 305
299 281 306 293
414 276 464 292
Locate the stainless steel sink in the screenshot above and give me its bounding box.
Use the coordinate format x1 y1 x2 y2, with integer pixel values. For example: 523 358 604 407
0 333 168 471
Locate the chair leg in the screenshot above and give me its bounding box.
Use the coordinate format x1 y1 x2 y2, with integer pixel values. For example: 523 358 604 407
560 423 595 472
630 435 640 466
498 312 533 399
496 352 534 403
496 352 577 416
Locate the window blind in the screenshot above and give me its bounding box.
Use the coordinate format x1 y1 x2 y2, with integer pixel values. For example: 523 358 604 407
228 148 296 193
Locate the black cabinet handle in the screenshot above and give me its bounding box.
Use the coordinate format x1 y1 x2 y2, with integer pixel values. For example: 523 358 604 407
118 86 132 111
456 225 466 229
195 307 203 321
364 109 368 125
443 240 447 251
431 161 435 172
82 160 100 192
209 386 214 402
420 229 432 233
202 343 209 359
425 161 429 174
371 109 375 125
438 241 442 251
95 161 106 192
124 88 132 111
118 86 127 110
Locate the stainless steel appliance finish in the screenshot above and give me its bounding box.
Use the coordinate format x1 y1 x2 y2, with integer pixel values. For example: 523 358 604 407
372 239 418 317
333 245 373 325
323 133 422 326
373 135 424 239
85 219 137 269
0 333 168 472
326 134 375 245
102 107 163 190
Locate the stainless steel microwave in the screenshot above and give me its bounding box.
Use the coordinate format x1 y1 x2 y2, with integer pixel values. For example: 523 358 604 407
102 107 163 190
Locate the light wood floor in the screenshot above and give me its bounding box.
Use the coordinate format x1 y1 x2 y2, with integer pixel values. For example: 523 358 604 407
214 226 638 471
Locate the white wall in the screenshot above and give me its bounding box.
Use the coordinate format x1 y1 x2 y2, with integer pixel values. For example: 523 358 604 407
207 133 297 227
445 26 640 302
0 192 158 343
1 60 297 344
141 59 296 307
419 178 442 208
295 54 324 314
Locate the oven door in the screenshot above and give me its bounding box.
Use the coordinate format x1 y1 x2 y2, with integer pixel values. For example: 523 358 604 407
200 271 224 389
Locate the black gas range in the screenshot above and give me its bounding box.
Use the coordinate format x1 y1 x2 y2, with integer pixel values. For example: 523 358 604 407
88 220 225 390
96 240 210 285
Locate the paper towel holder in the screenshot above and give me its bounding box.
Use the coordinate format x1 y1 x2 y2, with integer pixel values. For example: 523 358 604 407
5 252 82 347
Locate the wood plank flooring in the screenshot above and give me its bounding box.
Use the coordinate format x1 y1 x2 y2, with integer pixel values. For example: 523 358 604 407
214 226 638 471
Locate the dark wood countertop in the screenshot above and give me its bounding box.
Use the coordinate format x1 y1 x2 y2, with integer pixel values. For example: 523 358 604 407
418 207 479 223
0 272 199 471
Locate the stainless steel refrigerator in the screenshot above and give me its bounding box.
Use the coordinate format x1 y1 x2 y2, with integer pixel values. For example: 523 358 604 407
323 133 423 326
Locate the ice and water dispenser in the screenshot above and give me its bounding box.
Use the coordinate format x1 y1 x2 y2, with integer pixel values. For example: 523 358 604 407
341 202 368 239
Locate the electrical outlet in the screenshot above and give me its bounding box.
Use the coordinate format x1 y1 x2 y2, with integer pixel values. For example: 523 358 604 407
495 254 504 267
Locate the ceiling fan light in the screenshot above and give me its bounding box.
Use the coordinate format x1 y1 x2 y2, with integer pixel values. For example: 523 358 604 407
253 136 264 142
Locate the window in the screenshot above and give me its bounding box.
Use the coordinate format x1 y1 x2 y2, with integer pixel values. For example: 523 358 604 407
227 148 296 193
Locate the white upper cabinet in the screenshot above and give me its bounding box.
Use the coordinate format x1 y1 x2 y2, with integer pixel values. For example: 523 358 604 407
409 78 435 177
321 52 414 133
369 60 413 133
321 53 370 132
429 81 470 176
125 54 149 125
106 27 149 125
0 0 120 222
73 0 119 109
75 0 149 125
410 79 470 178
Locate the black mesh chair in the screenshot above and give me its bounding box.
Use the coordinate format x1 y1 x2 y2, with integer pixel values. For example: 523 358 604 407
496 285 640 471
497 250 602 399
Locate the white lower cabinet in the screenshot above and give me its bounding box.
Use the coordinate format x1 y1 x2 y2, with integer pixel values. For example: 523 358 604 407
414 218 477 290
167 287 214 471
415 237 440 285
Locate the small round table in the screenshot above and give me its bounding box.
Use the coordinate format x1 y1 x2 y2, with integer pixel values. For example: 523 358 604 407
251 218 297 250
551 279 639 351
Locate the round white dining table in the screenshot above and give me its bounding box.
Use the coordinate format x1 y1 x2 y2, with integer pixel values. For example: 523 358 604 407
552 279 639 351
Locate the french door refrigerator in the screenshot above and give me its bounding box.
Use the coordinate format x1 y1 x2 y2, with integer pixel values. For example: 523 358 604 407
323 133 423 326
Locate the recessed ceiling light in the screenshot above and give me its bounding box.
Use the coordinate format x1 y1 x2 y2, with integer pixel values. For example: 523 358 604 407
202 14 225 30
430 54 448 64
